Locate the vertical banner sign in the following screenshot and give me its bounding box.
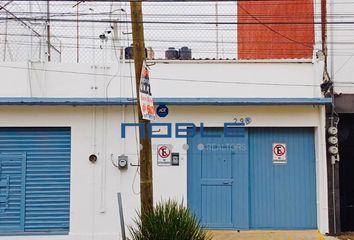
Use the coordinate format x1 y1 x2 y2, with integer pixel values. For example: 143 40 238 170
139 64 155 120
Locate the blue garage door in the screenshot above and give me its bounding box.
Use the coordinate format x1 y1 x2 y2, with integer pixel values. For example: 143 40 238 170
188 127 316 230
0 128 71 234
249 127 317 229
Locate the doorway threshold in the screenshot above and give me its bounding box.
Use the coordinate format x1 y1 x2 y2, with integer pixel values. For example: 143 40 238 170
210 230 325 240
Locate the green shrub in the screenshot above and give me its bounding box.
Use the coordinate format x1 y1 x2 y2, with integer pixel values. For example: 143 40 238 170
128 200 212 240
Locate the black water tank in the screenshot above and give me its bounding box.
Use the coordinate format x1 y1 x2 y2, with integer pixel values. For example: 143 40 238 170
165 47 179 60
179 46 192 60
125 45 134 59
125 45 148 60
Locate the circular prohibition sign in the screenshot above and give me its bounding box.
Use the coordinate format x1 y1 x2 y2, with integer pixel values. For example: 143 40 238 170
273 144 286 157
158 146 171 158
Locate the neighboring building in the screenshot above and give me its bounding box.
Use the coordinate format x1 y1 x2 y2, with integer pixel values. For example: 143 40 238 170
0 0 339 239
328 0 354 234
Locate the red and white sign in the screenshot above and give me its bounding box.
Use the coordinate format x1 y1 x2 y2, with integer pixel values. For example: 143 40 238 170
272 143 287 163
139 64 155 121
157 144 172 165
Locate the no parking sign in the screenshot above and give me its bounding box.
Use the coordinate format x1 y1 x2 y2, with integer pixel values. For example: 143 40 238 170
157 144 172 166
273 143 287 164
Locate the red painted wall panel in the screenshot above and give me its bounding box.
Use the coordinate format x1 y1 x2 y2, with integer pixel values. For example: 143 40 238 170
237 0 314 59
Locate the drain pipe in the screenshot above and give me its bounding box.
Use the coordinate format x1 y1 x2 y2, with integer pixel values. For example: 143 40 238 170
329 0 337 233
327 0 341 234
329 116 337 235
117 193 126 240
320 0 339 234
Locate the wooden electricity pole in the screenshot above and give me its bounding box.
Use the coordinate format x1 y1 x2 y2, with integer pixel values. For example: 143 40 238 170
130 1 154 214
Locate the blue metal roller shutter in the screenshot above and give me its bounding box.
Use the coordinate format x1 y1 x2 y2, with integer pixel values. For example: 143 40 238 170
0 127 71 233
0 153 26 232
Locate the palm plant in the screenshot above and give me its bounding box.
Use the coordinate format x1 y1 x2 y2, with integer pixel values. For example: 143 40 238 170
129 200 212 240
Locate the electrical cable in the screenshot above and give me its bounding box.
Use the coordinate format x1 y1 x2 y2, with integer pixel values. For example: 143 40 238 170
4 16 354 25
118 2 142 195
0 63 327 87
3 62 354 87
3 2 354 66
237 3 313 49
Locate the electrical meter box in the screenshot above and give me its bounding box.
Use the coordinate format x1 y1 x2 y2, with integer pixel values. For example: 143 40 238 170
118 155 128 169
171 153 179 166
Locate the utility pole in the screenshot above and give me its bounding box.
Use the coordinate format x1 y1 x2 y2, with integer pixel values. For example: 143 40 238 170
130 1 153 214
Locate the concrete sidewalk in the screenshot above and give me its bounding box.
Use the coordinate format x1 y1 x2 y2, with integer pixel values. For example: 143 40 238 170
210 230 327 240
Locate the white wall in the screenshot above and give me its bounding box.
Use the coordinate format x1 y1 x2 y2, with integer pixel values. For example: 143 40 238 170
0 1 332 237
328 0 354 93
0 61 321 99
0 105 328 240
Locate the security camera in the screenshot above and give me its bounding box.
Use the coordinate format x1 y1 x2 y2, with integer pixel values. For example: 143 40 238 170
99 34 107 40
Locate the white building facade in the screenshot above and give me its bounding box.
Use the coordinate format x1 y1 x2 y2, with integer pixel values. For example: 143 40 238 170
0 0 345 238
0 59 330 239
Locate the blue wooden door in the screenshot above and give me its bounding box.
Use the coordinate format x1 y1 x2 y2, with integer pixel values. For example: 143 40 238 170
0 153 26 232
249 128 317 229
188 127 317 230
187 128 249 229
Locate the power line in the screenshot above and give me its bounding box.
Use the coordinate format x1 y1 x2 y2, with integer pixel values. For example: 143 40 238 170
0 64 326 87
1 62 354 87
6 0 328 2
9 11 354 18
4 0 354 62
1 16 354 25
0 1 61 53
237 3 313 49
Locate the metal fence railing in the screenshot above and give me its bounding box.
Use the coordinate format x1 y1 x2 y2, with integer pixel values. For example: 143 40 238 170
0 0 331 63
0 1 239 63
